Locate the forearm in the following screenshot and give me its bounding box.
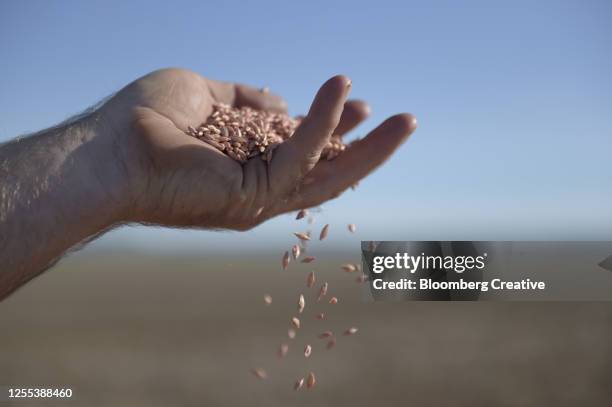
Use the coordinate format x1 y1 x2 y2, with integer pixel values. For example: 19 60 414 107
0 113 128 299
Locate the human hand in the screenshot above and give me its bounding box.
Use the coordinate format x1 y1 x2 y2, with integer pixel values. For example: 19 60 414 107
99 68 417 230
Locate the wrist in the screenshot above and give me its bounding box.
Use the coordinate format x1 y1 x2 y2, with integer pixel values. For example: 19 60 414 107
0 113 133 290
70 112 133 227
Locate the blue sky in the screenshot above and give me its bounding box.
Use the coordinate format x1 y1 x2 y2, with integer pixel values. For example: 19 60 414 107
1 0 611 251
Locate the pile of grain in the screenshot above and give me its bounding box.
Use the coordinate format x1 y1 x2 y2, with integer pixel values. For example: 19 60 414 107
187 103 346 163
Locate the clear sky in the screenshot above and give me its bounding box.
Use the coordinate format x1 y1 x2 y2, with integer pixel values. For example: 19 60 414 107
1 0 611 251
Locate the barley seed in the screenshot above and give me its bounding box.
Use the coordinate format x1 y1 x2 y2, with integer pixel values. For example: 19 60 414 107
294 378 305 391
329 296 338 305
304 344 312 358
298 294 305 314
291 317 301 329
251 368 268 380
316 312 325 320
278 343 289 359
296 209 308 220
301 256 316 263
348 223 357 233
294 232 311 242
306 372 316 389
317 282 329 302
288 328 296 339
306 271 316 288
282 251 290 270
319 224 329 241
291 244 301 260
341 263 357 273
344 327 358 336
263 294 272 305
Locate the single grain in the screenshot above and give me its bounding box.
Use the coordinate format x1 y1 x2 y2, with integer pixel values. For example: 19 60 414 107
319 224 329 240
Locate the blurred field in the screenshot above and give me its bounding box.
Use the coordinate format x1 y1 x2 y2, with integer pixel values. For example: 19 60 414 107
1 250 610 406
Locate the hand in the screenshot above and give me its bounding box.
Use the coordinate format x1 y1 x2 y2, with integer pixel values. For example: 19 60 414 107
100 68 417 230
0 67 417 298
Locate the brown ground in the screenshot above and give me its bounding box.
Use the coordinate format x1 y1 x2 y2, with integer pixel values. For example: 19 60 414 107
1 251 610 406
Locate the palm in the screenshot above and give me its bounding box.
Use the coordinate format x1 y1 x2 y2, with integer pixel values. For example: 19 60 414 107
104 68 416 230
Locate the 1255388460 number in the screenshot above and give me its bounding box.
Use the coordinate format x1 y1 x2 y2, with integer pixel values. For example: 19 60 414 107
5 387 73 399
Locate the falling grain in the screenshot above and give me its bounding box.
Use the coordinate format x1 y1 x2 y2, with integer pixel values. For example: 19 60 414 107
315 312 325 320
348 223 357 233
301 256 316 263
329 296 338 305
317 282 329 302
291 317 301 329
319 224 330 240
294 232 311 242
304 344 312 358
344 327 358 336
294 378 305 391
306 372 316 389
298 294 305 314
341 263 357 273
306 271 316 288
263 294 272 305
292 244 301 260
326 338 336 350
288 328 296 339
251 368 268 380
282 251 290 270
296 209 308 220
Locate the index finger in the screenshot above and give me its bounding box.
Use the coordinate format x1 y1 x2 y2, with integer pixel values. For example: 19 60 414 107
267 75 352 196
